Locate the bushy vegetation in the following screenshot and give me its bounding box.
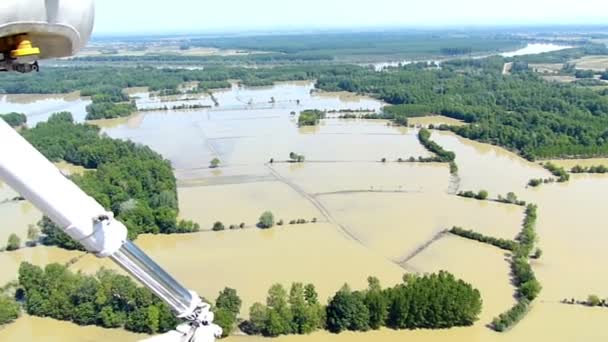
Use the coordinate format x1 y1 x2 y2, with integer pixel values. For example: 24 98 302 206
0 112 27 127
571 164 608 173
6 234 21 251
298 110 325 127
22 113 199 248
244 272 481 338
0 294 20 326
418 128 456 162
18 262 178 334
214 288 242 337
450 227 517 251
542 162 570 182
258 211 275 229
85 96 137 120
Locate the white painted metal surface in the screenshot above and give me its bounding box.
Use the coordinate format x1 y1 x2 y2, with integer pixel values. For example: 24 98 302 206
0 0 94 59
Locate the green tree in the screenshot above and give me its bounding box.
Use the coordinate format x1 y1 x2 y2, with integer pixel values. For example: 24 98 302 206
365 277 387 330
213 307 236 338
289 283 323 334
6 234 21 251
248 302 268 335
520 279 542 301
213 221 226 231
216 287 242 317
326 285 370 333
476 190 489 200
258 211 275 229
265 284 292 336
588 294 601 307
210 158 221 168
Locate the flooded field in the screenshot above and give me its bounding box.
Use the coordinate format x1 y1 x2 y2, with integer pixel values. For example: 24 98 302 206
69 223 406 314
97 82 389 170
271 162 448 195
178 181 323 228
320 192 523 262
432 131 550 195
408 234 516 322
523 174 608 301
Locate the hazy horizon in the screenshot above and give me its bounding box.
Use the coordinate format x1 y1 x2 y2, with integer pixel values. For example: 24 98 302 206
94 0 608 35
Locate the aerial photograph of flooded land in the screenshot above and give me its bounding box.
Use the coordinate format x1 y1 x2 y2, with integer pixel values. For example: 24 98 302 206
0 0 608 341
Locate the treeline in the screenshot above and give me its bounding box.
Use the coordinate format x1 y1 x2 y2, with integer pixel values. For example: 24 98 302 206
418 128 456 162
450 227 517 251
18 262 178 334
0 112 27 127
244 272 481 338
440 47 473 56
492 204 541 332
298 110 326 126
72 52 334 65
0 64 351 96
22 112 199 248
571 164 608 174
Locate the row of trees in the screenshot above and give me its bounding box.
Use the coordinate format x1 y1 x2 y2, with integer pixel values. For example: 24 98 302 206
22 112 199 249
450 227 518 251
18 262 179 334
418 128 456 162
0 112 27 127
571 164 608 174
244 272 482 338
457 190 489 200
492 204 542 332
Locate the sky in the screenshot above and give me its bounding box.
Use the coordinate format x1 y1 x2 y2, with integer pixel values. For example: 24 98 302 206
94 0 608 35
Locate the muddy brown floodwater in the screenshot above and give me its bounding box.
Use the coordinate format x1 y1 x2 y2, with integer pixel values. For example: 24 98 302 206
1 82 608 341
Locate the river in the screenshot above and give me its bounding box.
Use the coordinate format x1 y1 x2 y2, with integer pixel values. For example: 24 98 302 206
373 43 573 71
1 85 608 342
